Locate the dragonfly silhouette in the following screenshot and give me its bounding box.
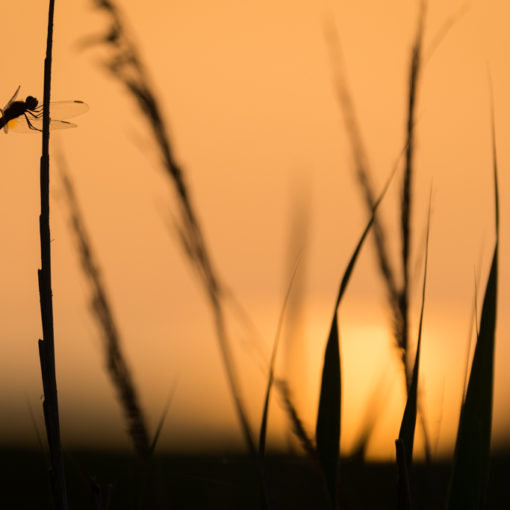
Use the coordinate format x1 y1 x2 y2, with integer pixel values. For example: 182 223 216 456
0 86 88 133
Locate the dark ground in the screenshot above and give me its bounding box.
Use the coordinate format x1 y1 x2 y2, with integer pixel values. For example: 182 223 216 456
1 448 509 509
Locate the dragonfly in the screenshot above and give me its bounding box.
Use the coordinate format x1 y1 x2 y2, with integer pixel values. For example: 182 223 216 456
0 86 88 133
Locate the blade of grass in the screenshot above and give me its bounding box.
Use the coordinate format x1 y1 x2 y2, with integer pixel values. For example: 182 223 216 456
323 7 431 459
149 381 178 456
316 312 340 508
315 165 398 507
447 85 499 510
396 191 432 509
325 0 465 466
257 256 301 509
37 1 69 509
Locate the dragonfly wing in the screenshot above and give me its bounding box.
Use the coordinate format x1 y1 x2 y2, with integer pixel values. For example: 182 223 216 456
48 119 78 130
31 100 89 120
7 116 77 133
1 85 21 112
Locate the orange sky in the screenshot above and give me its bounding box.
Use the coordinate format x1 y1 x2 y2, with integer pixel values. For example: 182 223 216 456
0 0 509 460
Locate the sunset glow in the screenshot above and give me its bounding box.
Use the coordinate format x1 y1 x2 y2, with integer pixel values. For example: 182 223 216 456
1 0 509 473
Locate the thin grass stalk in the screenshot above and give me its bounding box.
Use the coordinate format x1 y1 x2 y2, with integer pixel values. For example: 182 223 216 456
259 256 301 457
257 257 301 509
37 1 68 508
58 161 151 460
396 193 431 509
322 14 400 316
275 379 316 458
398 2 435 463
148 388 176 457
400 0 426 386
82 0 255 453
398 193 431 466
282 187 309 449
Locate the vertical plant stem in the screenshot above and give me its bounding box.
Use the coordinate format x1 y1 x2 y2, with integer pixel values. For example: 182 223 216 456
37 1 68 509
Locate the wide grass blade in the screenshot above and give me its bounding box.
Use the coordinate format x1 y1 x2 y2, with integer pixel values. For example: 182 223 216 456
396 193 432 509
315 166 397 506
316 312 341 507
447 95 499 510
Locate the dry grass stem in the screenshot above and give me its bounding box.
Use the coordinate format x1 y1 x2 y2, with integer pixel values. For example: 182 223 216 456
58 158 151 460
81 0 255 453
37 1 69 508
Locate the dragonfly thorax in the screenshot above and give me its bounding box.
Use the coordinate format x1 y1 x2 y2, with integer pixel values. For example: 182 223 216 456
25 96 38 110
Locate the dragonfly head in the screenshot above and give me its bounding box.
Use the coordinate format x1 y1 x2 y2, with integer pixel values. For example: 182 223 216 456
25 96 38 111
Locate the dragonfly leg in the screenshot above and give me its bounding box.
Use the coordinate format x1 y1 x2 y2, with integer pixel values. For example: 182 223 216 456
24 112 42 132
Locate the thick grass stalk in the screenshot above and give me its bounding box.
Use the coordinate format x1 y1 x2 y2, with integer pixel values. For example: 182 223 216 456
447 92 499 510
37 1 68 509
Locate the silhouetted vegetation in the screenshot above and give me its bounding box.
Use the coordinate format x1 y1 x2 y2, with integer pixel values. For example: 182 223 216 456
1 0 503 509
